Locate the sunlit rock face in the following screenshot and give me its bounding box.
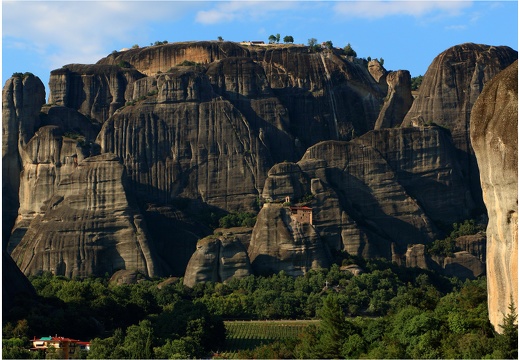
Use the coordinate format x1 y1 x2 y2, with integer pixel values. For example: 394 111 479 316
470 60 518 333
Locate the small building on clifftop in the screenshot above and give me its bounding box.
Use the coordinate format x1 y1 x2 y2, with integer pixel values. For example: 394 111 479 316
289 206 313 225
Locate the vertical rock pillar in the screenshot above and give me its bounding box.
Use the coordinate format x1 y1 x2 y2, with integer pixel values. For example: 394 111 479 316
470 60 518 332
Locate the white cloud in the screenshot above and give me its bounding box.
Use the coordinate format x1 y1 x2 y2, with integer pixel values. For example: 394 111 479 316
3 1 203 70
445 24 467 30
333 0 472 19
195 1 297 25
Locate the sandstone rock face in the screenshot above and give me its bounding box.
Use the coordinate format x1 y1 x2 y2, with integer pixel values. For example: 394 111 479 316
7 126 82 252
97 41 250 76
470 60 518 332
183 235 252 287
98 96 271 211
11 153 161 278
403 43 517 208
358 127 475 225
368 60 388 93
249 47 384 144
374 70 414 129
2 74 46 245
48 64 145 124
248 203 331 276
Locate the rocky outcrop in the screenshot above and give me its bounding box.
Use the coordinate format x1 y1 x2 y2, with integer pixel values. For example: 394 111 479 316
2 74 46 246
97 41 249 76
11 153 161 278
48 64 145 124
248 203 331 276
403 43 517 209
470 60 518 332
374 70 414 129
183 235 252 287
404 243 484 280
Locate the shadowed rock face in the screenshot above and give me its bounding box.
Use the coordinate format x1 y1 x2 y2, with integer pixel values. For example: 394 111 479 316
375 70 414 129
11 153 161 278
3 251 36 314
183 235 252 287
470 60 518 332
248 203 331 276
403 43 517 209
262 126 476 261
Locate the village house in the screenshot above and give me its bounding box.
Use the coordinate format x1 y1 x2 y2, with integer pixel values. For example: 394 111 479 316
31 336 90 359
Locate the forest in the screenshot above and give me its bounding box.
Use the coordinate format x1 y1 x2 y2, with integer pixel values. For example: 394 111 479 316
3 250 518 359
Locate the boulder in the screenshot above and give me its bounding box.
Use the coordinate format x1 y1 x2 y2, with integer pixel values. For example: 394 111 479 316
470 60 518 332
183 235 252 287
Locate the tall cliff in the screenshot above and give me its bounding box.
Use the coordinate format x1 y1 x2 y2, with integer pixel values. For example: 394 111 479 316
2 74 46 246
403 43 517 209
470 60 518 332
11 153 161 278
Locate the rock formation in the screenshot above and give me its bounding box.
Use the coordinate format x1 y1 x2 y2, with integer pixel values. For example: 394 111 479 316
11 153 161 278
48 64 145 124
403 43 517 208
2 74 46 246
183 235 252 287
470 60 518 332
248 203 331 276
3 41 513 285
374 70 414 129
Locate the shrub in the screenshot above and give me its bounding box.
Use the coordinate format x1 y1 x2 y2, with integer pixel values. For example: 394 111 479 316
117 60 132 68
177 60 199 67
219 212 257 228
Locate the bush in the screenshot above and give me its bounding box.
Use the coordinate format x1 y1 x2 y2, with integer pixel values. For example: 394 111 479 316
117 61 132 68
177 60 199 67
344 43 357 57
219 212 257 228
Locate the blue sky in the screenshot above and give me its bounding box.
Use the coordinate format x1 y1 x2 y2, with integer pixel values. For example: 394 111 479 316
2 1 518 101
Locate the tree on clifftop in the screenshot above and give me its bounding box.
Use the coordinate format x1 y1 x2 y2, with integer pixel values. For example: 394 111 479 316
268 34 277 44
283 35 294 43
344 43 357 57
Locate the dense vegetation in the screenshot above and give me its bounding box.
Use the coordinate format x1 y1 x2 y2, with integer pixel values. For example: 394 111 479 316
3 250 517 359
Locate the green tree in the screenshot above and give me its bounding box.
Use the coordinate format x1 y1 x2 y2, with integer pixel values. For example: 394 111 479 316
319 295 347 358
268 34 277 44
307 38 317 48
498 298 518 359
217 36 223 42
411 75 423 90
123 319 154 359
344 43 357 57
276 33 281 43
283 35 294 43
323 40 333 49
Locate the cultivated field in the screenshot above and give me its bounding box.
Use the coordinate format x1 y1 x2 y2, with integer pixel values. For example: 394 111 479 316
219 320 319 357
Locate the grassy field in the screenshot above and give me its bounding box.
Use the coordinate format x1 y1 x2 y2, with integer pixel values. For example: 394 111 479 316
219 320 319 357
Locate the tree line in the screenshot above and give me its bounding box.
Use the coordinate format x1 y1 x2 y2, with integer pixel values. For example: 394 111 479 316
3 252 517 358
